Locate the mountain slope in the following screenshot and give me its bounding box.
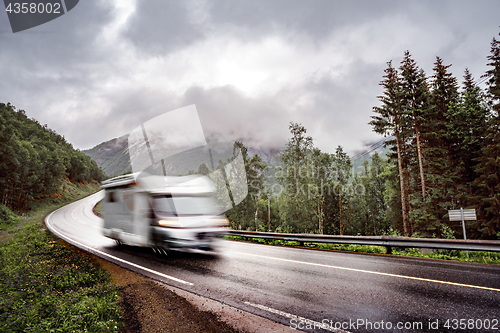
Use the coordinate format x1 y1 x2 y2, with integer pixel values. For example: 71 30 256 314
82 135 131 177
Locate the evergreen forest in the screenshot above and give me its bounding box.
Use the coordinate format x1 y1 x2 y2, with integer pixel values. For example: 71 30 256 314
0 103 106 212
226 31 500 240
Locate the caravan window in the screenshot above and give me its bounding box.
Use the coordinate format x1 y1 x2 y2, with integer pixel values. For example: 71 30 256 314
152 195 218 217
107 191 116 203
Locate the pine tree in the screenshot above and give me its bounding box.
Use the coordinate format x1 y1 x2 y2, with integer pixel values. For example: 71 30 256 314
370 61 409 235
421 57 459 236
473 31 500 238
399 51 428 200
440 69 489 238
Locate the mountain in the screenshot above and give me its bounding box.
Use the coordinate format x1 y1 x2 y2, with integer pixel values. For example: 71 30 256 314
83 135 283 178
82 135 131 177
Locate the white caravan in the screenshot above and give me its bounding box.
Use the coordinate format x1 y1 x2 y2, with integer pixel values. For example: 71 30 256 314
101 173 229 254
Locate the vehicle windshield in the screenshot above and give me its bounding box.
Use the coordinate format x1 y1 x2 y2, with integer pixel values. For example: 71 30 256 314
152 195 219 217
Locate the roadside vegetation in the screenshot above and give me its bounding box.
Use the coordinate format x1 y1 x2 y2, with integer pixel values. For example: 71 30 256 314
224 235 500 265
0 181 122 332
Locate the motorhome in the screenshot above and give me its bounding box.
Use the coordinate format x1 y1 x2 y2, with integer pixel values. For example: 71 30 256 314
101 172 229 254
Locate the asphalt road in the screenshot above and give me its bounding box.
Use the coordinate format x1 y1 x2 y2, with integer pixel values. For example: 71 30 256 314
45 191 500 333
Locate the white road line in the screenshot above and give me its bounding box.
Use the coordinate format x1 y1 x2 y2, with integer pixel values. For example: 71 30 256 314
235 252 500 292
70 203 101 230
45 202 194 286
244 301 350 333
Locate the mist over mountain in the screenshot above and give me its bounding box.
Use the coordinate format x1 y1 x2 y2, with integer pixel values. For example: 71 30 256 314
82 134 284 178
82 135 131 177
83 132 387 179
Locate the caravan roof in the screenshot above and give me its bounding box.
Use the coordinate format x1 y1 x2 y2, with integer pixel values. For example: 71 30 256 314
101 173 215 195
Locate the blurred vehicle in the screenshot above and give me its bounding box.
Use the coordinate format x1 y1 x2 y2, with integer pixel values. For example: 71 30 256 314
101 172 229 254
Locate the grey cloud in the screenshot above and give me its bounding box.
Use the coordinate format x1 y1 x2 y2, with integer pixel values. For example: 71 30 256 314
71 84 293 151
0 1 115 125
181 85 291 149
1 0 500 155
207 0 405 41
122 1 205 55
289 61 385 153
0 2 113 66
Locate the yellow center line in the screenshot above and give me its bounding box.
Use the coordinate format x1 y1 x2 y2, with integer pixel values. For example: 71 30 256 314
235 252 500 292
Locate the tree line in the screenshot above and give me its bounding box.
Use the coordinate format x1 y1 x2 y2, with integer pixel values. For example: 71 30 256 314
0 103 106 211
225 125 392 238
226 31 500 240
370 31 500 239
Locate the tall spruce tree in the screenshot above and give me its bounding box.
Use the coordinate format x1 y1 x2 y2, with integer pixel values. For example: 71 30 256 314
474 31 500 238
399 51 428 200
422 57 459 236
370 61 410 235
399 51 431 234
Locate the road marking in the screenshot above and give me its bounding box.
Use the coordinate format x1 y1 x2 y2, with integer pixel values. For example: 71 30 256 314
70 203 101 229
244 301 349 333
45 200 194 286
235 252 500 292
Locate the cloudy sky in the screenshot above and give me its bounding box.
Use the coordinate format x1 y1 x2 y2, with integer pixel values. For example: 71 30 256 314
1 0 499 155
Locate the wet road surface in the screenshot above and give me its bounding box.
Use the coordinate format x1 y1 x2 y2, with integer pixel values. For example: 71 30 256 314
45 192 500 333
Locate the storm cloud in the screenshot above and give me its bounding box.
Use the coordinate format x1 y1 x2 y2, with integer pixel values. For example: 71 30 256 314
1 0 499 154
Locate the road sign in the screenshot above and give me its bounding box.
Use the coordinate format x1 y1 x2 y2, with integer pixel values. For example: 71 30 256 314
448 208 476 258
448 209 477 221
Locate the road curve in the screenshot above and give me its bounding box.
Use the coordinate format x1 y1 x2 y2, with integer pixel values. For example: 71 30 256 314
46 192 500 333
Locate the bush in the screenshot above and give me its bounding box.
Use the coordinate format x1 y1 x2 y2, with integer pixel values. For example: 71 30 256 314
0 204 20 229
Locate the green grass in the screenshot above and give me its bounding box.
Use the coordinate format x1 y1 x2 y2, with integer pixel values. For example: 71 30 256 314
224 235 500 265
94 200 103 217
0 181 122 333
391 247 500 264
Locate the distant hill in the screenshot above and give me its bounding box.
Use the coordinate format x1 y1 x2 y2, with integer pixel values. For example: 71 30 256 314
82 135 131 177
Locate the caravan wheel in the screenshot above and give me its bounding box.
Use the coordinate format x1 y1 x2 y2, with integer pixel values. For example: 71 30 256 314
152 246 169 256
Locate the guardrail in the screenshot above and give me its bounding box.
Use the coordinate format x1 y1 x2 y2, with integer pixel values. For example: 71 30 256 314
227 230 500 253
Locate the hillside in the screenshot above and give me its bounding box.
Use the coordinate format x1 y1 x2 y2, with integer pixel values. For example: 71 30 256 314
0 103 105 211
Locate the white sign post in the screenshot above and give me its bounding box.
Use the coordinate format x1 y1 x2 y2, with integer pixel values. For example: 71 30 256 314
448 208 477 258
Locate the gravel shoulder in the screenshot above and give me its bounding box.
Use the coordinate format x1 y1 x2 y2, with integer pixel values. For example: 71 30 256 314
91 254 296 333
93 255 240 333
